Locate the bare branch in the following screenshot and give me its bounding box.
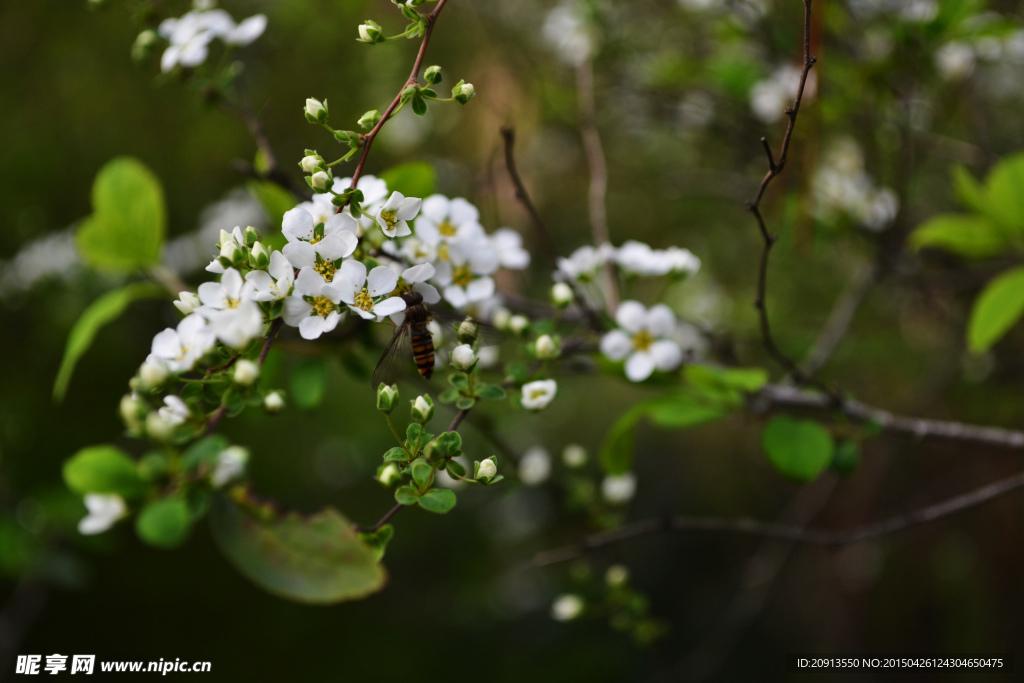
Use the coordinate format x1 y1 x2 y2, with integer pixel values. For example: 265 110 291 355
533 468 1024 566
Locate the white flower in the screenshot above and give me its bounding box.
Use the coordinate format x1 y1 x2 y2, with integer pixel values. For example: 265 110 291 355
556 243 613 282
335 174 389 232
158 395 190 426
149 314 216 372
476 458 497 481
521 379 557 410
396 262 441 305
415 195 482 245
281 209 359 281
936 42 975 81
282 269 346 340
551 594 585 622
664 246 701 276
335 260 406 321
562 444 587 468
518 447 551 486
615 241 698 277
600 301 682 382
211 446 248 487
490 228 531 269
543 1 595 66
78 494 127 535
222 14 266 46
750 64 817 124
602 473 637 504
551 282 574 307
451 344 477 371
205 226 246 274
535 334 559 359
173 291 201 315
264 391 285 412
196 267 247 314
245 250 295 301
194 268 263 349
433 236 499 309
375 191 421 238
158 11 217 72
233 359 260 386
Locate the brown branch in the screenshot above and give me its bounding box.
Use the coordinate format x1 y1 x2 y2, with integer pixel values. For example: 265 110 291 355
345 0 450 195
353 502 403 534
500 127 606 331
533 467 1024 566
744 0 830 395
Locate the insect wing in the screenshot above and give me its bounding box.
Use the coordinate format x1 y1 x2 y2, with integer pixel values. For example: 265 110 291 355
372 323 413 388
430 310 505 347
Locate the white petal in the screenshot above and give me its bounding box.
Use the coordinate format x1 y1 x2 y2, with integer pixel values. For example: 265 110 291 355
178 39 210 68
650 340 683 371
366 266 398 297
391 221 412 238
298 315 328 340
316 232 357 261
420 194 449 222
397 197 422 221
295 267 326 296
151 328 180 358
338 259 366 289
381 191 405 212
600 330 632 361
373 297 407 318
443 286 469 309
245 271 274 299
197 281 228 308
282 241 316 270
221 268 243 299
402 263 435 283
160 45 181 73
414 282 441 305
324 212 359 236
625 352 655 382
448 197 479 225
268 250 293 280
282 207 314 241
615 300 647 333
464 277 495 302
646 304 677 338
225 14 266 45
283 296 312 326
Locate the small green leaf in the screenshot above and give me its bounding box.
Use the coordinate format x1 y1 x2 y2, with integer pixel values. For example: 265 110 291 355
182 435 229 471
448 372 469 388
417 488 456 514
600 405 645 475
359 525 394 562
646 389 731 429
477 384 507 400
63 445 146 498
75 157 166 272
411 459 433 489
136 496 191 548
383 447 408 462
209 495 386 604
411 94 427 116
967 266 1024 353
832 440 860 475
446 460 466 477
455 397 476 410
985 152 1024 233
394 486 420 506
909 214 1009 259
952 164 990 217
290 358 328 410
762 417 834 482
380 161 437 199
683 364 768 393
436 431 462 455
406 423 423 444
53 283 166 401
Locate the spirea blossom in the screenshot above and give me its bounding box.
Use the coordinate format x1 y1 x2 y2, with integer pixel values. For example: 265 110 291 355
600 301 683 382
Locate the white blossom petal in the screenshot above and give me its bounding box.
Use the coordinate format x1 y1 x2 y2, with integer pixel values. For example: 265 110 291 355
600 330 633 361
615 300 647 333
625 351 656 382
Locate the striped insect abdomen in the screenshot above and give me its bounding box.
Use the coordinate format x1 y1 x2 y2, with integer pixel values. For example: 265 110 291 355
410 318 434 380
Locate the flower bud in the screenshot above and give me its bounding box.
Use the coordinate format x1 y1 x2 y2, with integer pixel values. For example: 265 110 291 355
305 97 328 123
605 565 629 588
601 473 637 504
139 359 169 391
475 457 497 483
456 319 480 344
211 446 249 488
424 65 443 84
376 384 399 413
491 307 512 331
131 29 159 64
357 109 381 129
310 171 330 191
119 393 145 432
562 444 588 468
551 594 584 622
220 237 242 263
173 291 201 316
452 80 475 104
145 411 174 441
451 344 477 371
242 225 261 246
233 359 260 386
508 314 530 336
551 282 574 307
535 334 559 360
263 391 285 413
251 241 270 269
377 463 401 487
411 394 434 423
357 20 384 43
299 155 321 173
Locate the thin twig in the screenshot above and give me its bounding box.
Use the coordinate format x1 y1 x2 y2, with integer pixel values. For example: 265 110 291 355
533 467 1024 566
744 0 832 395
353 502 404 534
346 0 450 194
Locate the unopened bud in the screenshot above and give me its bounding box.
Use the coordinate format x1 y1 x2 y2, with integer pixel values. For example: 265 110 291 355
233 359 260 386
411 394 434 423
299 155 321 174
424 65 443 84
605 565 629 588
535 334 559 360
562 444 588 468
475 457 497 483
250 241 270 269
173 291 200 316
119 394 145 431
551 594 584 622
310 171 330 191
376 384 399 413
131 29 159 63
377 463 401 487
305 97 328 123
456 319 480 344
263 391 285 413
139 360 169 390
242 225 261 246
452 80 475 104
220 237 242 263
451 344 477 371
145 411 174 441
492 307 512 331
551 282 574 307
508 314 530 335
358 20 384 43
211 446 248 488
357 109 381 129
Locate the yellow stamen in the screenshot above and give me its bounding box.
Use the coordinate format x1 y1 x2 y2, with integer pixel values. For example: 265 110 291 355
354 288 374 312
632 330 654 352
315 261 336 281
439 220 457 237
311 296 334 317
452 265 473 287
380 209 398 233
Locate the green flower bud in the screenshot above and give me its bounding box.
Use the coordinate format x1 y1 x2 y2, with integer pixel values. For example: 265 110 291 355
305 97 328 124
474 456 497 483
357 109 382 129
233 359 260 387
357 20 384 44
377 463 401 487
452 80 475 104
424 65 443 85
410 394 434 424
242 225 262 246
131 29 159 64
534 334 560 360
251 241 271 269
376 384 399 413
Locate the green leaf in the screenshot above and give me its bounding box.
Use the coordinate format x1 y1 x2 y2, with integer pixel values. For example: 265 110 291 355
646 389 732 429
182 435 229 471
417 488 456 514
477 384 507 400
358 525 394 562
406 423 423 444
290 358 328 410
684 364 769 394
967 266 1024 353
75 157 166 272
136 496 191 549
380 161 436 199
411 94 427 116
411 459 433 489
448 372 469 388
394 486 420 506
455 397 476 410
832 440 860 475
909 214 1009 259
383 447 408 462
209 496 386 604
985 152 1024 233
600 405 645 475
952 164 989 217
63 445 145 498
762 417 834 482
53 283 166 401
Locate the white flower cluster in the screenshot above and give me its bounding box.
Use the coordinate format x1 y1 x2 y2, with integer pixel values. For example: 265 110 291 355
935 31 1024 82
556 241 699 283
749 64 818 125
812 138 899 232
158 1 267 73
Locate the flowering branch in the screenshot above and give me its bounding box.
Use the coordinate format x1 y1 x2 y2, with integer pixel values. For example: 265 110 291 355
205 318 283 435
533 467 1024 566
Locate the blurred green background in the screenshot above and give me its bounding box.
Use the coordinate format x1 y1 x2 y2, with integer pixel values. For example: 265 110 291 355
2 0 1024 680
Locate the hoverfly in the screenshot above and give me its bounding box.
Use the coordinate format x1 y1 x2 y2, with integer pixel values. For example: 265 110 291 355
371 290 504 388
